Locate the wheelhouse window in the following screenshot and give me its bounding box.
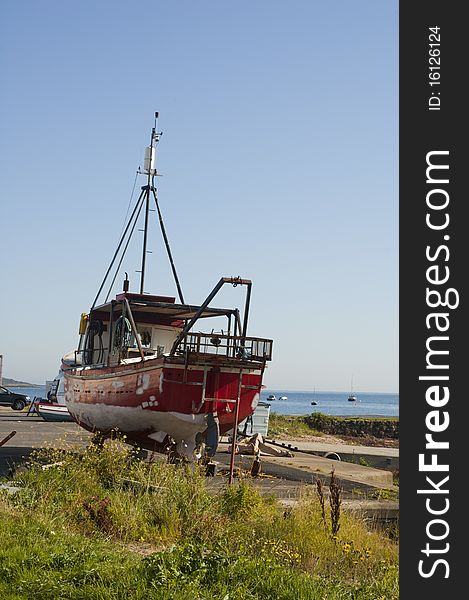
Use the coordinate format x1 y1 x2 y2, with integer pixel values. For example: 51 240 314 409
138 328 153 348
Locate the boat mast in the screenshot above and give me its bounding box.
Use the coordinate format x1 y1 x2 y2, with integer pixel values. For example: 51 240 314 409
91 113 185 307
138 113 185 303
139 112 159 294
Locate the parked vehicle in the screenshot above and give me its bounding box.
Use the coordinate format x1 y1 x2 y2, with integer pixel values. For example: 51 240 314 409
0 386 31 410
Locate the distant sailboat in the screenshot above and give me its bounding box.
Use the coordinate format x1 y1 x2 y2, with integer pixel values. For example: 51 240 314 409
347 377 357 402
311 386 318 405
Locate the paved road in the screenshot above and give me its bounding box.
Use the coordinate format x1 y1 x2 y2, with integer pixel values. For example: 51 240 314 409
260 438 399 470
0 407 91 476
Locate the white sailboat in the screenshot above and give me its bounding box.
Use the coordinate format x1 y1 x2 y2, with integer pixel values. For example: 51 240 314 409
347 377 357 402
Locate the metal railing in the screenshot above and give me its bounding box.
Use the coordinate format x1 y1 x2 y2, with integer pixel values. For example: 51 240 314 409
73 331 272 367
176 332 273 362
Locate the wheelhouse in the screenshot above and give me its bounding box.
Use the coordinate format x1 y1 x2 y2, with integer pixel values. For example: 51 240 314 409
71 277 273 371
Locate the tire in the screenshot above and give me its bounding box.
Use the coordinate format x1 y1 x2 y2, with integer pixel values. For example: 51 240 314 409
12 399 26 411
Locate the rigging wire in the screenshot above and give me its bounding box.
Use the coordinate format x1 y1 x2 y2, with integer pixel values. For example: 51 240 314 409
91 117 185 307
105 195 145 302
91 189 146 309
152 187 185 304
118 171 139 240
91 170 139 306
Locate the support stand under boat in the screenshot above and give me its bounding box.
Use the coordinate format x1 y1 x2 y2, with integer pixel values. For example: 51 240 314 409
228 368 244 485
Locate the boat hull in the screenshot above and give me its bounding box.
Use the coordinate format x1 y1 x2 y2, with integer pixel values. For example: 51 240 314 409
64 355 262 457
37 402 75 422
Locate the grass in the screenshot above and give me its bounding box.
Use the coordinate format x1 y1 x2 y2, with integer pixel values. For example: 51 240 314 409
267 412 324 438
0 438 398 599
268 413 399 450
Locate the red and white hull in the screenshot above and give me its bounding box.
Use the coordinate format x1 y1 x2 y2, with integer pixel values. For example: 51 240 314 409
64 355 262 457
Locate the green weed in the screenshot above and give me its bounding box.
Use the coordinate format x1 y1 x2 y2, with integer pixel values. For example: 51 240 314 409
0 437 399 599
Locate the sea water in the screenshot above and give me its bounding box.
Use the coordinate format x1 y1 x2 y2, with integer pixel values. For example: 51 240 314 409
8 386 47 401
261 390 399 417
8 387 399 418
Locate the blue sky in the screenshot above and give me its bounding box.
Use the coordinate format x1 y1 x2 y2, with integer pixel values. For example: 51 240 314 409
0 1 398 391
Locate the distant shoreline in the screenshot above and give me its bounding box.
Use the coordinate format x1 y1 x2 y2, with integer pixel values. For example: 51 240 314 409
285 413 399 420
2 379 42 388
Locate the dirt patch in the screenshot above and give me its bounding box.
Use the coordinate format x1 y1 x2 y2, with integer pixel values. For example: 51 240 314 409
335 435 399 448
270 432 399 448
123 541 163 556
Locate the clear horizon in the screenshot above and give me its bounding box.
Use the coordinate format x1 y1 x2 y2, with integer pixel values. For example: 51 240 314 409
4 379 399 396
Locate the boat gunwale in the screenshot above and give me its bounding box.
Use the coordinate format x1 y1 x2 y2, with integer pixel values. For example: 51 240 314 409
65 355 266 381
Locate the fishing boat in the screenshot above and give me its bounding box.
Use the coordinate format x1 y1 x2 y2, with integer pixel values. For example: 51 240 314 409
36 369 74 422
278 395 288 401
266 394 276 401
62 115 273 461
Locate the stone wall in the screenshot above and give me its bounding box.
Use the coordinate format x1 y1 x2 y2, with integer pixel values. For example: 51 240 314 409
304 413 399 439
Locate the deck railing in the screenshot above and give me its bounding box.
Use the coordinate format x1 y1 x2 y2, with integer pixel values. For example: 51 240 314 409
74 332 272 366
176 332 273 362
